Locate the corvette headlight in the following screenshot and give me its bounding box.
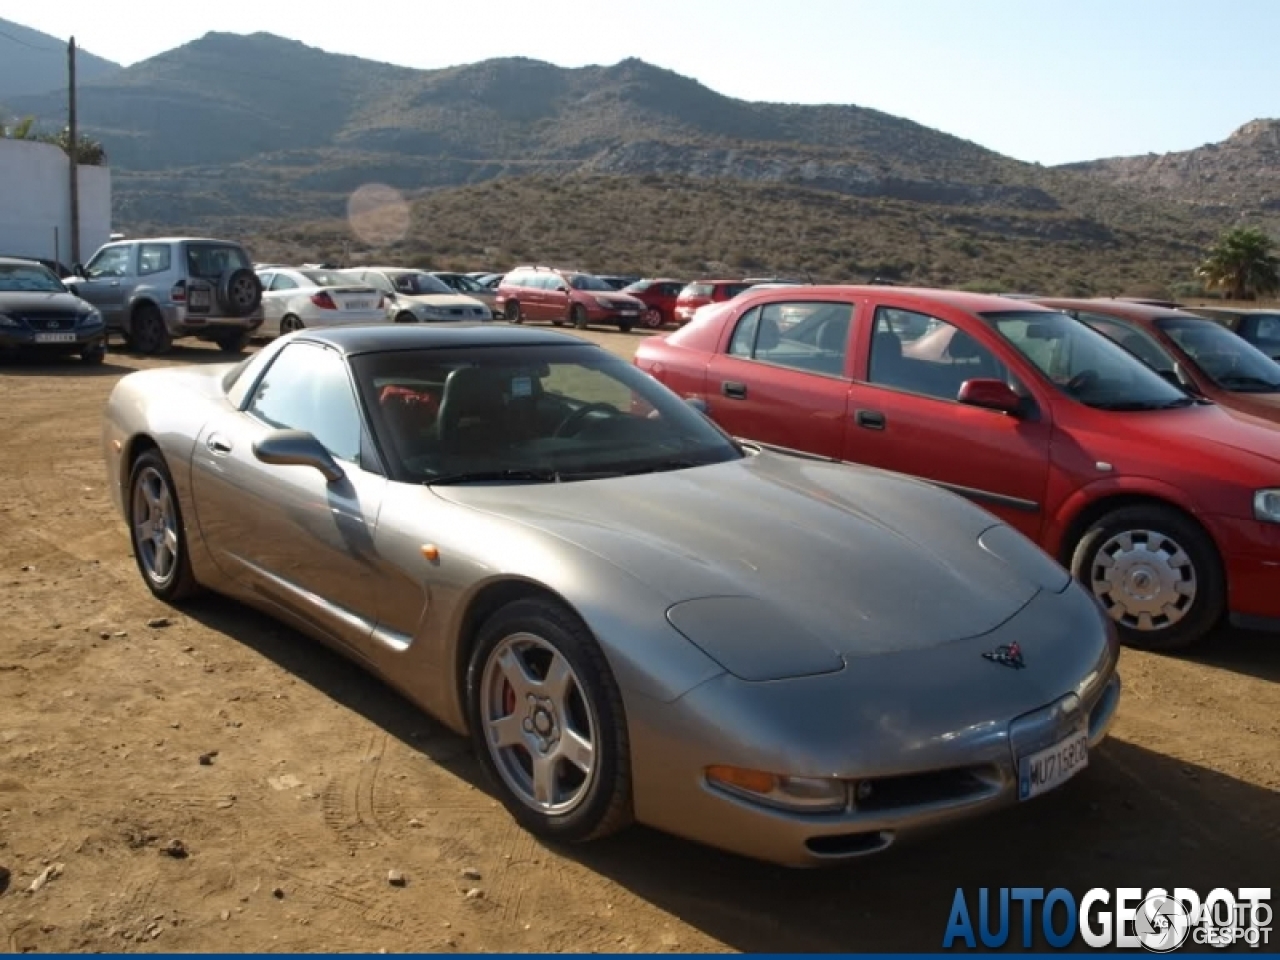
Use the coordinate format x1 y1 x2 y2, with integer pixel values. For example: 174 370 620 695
705 765 848 813
1254 489 1280 523
0 313 17 327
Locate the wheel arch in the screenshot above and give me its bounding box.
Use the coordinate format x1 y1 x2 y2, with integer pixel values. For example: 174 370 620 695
451 577 584 734
1052 489 1222 569
120 432 160 500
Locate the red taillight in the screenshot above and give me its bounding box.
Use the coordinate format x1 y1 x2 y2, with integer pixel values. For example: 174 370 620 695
311 291 337 310
171 281 186 302
377 294 386 308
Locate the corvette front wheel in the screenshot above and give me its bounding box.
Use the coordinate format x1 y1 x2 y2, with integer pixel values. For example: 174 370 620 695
128 449 200 602
466 597 633 843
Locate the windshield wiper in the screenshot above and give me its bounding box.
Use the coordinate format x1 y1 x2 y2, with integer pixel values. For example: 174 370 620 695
1090 398 1192 411
617 458 708 476
425 468 564 485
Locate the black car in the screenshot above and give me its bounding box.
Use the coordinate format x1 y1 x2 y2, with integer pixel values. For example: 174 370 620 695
0 257 106 363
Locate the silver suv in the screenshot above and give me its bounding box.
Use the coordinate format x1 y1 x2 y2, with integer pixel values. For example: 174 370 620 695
67 237 264 354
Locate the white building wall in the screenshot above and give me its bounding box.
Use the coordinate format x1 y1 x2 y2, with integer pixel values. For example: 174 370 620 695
0 139 112 268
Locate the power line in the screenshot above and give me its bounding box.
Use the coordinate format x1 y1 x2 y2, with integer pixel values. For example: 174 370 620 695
0 27 64 52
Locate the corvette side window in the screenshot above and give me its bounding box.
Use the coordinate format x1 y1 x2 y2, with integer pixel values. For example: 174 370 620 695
247 344 362 464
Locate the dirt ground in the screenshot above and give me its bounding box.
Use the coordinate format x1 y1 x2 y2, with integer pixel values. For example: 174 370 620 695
0 330 1277 954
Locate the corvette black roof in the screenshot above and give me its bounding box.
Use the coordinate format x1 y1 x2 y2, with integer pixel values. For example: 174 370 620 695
295 322 597 356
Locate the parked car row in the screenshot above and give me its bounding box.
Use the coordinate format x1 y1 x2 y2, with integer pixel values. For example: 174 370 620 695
635 284 1280 654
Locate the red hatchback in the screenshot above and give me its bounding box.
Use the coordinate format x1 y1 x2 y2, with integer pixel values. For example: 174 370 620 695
622 278 686 329
1032 298 1280 425
634 285 1280 652
674 279 755 325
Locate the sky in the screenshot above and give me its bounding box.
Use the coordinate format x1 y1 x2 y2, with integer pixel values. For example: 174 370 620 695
2 0 1277 166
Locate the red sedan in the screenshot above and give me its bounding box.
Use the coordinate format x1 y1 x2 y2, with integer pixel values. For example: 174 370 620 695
1032 298 1280 425
634 285 1280 652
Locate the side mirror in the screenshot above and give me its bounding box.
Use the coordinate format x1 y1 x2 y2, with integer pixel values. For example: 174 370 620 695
71 262 84 277
685 396 709 414
957 378 1022 415
252 429 345 483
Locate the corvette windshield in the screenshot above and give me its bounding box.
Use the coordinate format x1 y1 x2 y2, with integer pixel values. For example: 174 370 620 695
1156 316 1280 392
351 344 743 483
982 310 1194 411
0 263 65 292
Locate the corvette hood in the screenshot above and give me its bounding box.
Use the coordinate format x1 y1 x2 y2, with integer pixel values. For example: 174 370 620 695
432 450 1070 659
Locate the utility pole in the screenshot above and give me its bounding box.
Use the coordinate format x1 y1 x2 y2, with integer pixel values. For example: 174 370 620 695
68 36 80 264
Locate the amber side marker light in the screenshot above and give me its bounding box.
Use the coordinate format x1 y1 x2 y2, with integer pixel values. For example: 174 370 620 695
421 544 440 563
705 765 848 812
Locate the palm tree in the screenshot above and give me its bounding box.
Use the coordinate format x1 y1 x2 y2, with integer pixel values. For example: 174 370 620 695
1195 226 1280 300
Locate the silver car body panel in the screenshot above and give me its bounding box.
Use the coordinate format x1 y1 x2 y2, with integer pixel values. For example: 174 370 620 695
101 326 1121 866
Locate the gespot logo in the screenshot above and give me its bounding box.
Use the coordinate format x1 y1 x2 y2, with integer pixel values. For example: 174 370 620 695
943 886 1272 951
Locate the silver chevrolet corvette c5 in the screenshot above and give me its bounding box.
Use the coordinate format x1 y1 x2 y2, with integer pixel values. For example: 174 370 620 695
101 324 1122 867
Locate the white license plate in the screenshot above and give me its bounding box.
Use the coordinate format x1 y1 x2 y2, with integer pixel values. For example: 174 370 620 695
346 301 372 310
621 309 638 316
34 332 76 343
1017 726 1088 801
190 290 211 309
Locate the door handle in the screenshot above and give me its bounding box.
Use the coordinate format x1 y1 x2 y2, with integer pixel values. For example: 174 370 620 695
856 409 886 430
722 381 748 399
206 434 232 454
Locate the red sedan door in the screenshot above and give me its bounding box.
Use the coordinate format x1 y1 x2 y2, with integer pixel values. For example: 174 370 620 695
702 297 858 459
842 301 1054 540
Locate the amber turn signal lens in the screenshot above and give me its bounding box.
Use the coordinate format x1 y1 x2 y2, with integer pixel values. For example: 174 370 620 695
705 765 777 795
420 544 440 562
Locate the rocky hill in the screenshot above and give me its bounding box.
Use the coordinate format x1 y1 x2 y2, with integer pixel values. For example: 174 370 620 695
1063 119 1280 229
2 28 1262 293
0 17 120 101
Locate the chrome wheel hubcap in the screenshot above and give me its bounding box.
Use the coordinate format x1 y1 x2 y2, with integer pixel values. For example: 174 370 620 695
1089 528 1196 631
132 466 179 586
481 632 597 815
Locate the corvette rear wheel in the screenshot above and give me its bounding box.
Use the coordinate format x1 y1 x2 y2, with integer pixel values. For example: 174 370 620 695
128 449 199 602
467 597 632 843
1070 504 1223 651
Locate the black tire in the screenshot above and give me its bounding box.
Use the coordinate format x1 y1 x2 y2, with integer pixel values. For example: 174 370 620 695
570 304 589 329
127 449 200 603
217 268 262 317
395 311 418 324
505 301 522 324
617 319 634 333
80 342 106 365
215 330 253 354
1070 504 1224 651
280 314 303 335
130 303 172 355
465 597 633 844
